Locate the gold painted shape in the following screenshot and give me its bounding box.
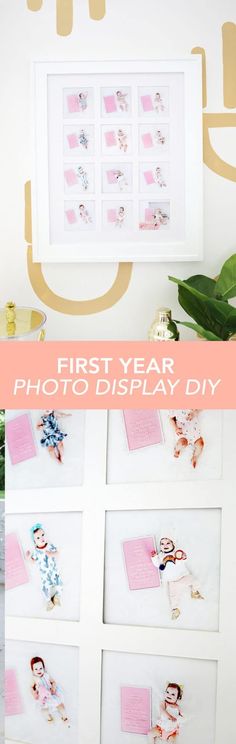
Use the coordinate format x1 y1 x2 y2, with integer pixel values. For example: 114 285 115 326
203 113 236 182
27 0 43 10
192 47 207 108
25 182 133 315
56 0 73 36
222 22 236 109
0 305 46 340
88 0 106 20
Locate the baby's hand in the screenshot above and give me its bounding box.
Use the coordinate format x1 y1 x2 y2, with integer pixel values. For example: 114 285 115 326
176 426 183 435
151 550 157 557
25 550 31 560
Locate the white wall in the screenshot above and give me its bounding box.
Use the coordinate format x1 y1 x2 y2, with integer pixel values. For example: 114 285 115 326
1 0 236 339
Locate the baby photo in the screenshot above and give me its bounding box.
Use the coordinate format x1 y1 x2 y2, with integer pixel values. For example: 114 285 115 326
63 125 94 156
104 508 221 631
139 163 169 193
107 409 222 483
65 201 95 231
139 124 169 155
102 163 132 193
5 511 82 621
101 87 132 116
101 650 217 744
102 125 132 155
63 86 94 118
5 410 85 489
64 163 94 193
102 201 133 231
139 201 170 230
5 639 79 744
138 87 169 118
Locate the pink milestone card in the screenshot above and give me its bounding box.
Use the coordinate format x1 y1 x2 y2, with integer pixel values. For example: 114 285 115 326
105 130 117 147
145 208 154 222
66 209 77 224
141 94 154 112
144 170 155 185
121 686 151 734
104 94 117 113
64 168 78 187
142 132 153 148
106 170 117 184
67 132 79 149
123 409 163 450
67 94 80 113
123 536 160 591
107 208 117 223
6 413 37 465
5 669 24 716
6 533 29 591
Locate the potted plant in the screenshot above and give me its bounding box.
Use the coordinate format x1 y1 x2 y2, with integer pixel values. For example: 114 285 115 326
168 254 236 340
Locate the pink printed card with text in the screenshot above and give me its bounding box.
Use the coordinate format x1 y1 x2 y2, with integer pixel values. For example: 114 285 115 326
67 132 79 149
67 94 80 113
144 170 155 185
141 94 154 112
105 130 117 147
123 409 164 450
64 169 78 186
106 170 117 184
142 132 153 148
104 95 117 113
107 208 117 223
5 669 24 716
6 533 29 591
66 209 77 224
121 686 151 734
6 414 37 465
123 536 160 590
145 208 154 222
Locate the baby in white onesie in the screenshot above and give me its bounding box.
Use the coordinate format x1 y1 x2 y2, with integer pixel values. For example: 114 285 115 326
151 536 203 620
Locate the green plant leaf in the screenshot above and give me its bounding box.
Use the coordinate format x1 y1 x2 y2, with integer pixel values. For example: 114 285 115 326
214 254 236 300
181 274 217 297
174 321 223 341
169 276 236 339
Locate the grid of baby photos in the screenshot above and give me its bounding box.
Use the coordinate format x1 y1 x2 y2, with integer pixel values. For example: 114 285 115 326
5 410 236 744
37 62 203 261
63 82 171 237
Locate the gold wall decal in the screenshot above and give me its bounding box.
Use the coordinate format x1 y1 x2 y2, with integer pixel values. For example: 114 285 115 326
222 22 236 109
192 23 236 182
192 47 207 108
27 0 43 9
56 0 73 35
88 0 106 20
25 182 133 315
26 0 106 29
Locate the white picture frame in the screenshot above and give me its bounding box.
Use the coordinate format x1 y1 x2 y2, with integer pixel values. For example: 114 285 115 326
32 59 203 263
5 410 236 744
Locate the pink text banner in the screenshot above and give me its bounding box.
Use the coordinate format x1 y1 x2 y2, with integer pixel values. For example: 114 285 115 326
0 341 235 408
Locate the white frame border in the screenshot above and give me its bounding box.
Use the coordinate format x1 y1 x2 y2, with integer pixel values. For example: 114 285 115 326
32 58 203 263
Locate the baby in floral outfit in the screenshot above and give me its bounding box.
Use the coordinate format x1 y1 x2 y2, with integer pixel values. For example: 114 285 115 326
169 410 204 468
26 523 63 611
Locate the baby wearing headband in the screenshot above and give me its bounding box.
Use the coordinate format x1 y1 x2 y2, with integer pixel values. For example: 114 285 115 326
26 523 63 611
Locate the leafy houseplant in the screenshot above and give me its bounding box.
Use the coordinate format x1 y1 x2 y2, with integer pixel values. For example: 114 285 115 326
169 254 236 340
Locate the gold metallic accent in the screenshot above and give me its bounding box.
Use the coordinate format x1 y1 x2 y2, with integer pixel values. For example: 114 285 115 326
88 0 106 20
27 0 43 9
38 328 46 341
192 47 207 108
56 0 73 36
25 181 133 316
222 22 236 108
203 113 236 182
